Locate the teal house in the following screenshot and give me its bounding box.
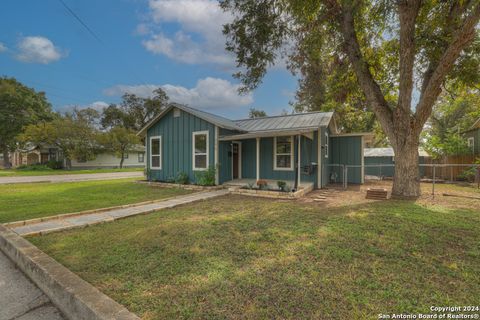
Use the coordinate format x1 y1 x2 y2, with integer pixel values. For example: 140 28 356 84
138 104 366 189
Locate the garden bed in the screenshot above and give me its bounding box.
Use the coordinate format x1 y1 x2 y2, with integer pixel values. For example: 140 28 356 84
136 180 225 191
230 183 314 199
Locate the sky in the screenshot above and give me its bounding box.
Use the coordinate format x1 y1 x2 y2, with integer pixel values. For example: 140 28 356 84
0 0 298 119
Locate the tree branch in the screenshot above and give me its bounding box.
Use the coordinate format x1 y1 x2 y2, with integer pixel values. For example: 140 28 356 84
338 4 394 138
397 0 421 112
415 3 480 133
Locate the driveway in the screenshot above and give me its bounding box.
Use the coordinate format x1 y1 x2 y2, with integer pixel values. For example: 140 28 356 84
0 171 144 184
0 251 64 320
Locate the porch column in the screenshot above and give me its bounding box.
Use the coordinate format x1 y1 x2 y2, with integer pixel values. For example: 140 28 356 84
297 135 301 188
256 137 260 181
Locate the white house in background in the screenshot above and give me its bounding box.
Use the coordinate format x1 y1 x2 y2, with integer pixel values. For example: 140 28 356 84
70 146 146 169
9 143 145 169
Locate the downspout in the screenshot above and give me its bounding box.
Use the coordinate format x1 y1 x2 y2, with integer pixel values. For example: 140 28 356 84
256 137 260 181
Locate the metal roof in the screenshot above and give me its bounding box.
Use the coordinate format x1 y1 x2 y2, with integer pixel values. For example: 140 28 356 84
176 104 246 132
138 105 334 136
234 112 333 132
364 147 429 157
137 103 246 136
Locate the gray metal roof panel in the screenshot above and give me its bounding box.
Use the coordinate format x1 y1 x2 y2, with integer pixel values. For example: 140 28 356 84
174 104 246 131
364 147 429 157
234 112 333 132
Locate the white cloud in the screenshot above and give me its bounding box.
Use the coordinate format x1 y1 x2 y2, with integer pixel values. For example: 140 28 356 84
16 36 65 64
103 77 253 109
0 42 7 52
140 0 233 65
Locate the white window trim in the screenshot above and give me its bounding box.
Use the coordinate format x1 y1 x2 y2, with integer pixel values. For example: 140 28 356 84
467 137 474 147
325 132 329 158
193 130 209 171
273 136 294 171
150 135 162 170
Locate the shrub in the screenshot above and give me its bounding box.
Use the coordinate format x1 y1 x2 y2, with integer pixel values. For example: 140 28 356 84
277 180 287 191
17 164 52 171
246 182 255 189
256 179 268 190
175 172 190 185
195 166 216 186
165 176 176 183
46 160 63 170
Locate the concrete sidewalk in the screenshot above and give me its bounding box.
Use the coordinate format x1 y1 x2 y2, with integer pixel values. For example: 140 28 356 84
12 189 229 236
0 251 64 320
0 171 143 184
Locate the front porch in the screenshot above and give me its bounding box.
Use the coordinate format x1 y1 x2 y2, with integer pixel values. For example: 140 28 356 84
218 130 325 190
224 178 314 191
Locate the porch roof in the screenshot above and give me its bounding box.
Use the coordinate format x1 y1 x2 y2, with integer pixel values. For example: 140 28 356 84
219 127 317 141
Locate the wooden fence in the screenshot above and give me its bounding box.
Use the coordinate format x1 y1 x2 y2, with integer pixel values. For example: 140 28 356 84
423 155 478 180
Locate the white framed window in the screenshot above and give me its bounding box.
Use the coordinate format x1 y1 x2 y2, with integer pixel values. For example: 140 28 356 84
150 136 162 169
193 131 209 170
467 137 474 148
325 132 329 158
274 136 294 171
138 152 144 163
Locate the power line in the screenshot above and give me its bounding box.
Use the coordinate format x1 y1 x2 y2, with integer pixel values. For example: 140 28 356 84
57 0 103 44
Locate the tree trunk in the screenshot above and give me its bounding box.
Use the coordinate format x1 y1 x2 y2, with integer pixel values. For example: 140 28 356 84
391 139 421 198
120 153 124 169
65 158 72 170
2 149 11 169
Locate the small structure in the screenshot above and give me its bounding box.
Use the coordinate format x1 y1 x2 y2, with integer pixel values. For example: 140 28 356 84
464 118 480 156
9 143 145 169
138 103 367 192
364 147 430 178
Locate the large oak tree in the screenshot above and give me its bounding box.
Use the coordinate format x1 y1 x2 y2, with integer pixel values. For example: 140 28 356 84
221 0 480 197
0 77 52 168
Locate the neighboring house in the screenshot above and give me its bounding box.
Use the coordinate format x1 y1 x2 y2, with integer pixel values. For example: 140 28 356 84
464 118 480 156
138 103 368 189
70 145 145 169
10 143 145 169
364 147 430 178
10 143 63 168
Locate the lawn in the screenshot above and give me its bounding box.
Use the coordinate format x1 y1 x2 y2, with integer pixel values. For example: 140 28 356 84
30 192 480 319
0 167 144 177
0 178 192 223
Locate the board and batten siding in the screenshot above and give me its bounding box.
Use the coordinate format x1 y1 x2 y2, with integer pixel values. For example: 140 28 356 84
329 136 363 184
146 108 215 183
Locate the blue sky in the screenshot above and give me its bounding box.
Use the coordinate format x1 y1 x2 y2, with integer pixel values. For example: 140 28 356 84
0 0 298 119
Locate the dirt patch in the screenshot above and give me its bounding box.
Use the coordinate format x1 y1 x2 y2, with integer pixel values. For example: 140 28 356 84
299 180 480 211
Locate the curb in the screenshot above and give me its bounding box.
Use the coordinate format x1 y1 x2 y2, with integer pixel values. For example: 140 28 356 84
0 225 140 320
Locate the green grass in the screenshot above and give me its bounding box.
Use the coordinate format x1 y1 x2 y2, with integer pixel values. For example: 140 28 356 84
0 167 144 177
30 195 480 320
0 179 192 223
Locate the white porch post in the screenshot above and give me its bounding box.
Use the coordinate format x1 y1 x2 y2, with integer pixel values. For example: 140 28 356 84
297 135 301 187
317 129 322 188
214 126 219 185
256 137 260 181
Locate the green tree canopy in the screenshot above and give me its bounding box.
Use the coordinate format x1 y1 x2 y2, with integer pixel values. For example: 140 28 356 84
221 0 480 197
248 108 267 118
101 88 169 132
99 127 140 168
0 77 52 167
21 109 100 169
422 85 480 158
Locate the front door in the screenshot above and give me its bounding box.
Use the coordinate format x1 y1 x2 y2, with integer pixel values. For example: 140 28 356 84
232 142 240 179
